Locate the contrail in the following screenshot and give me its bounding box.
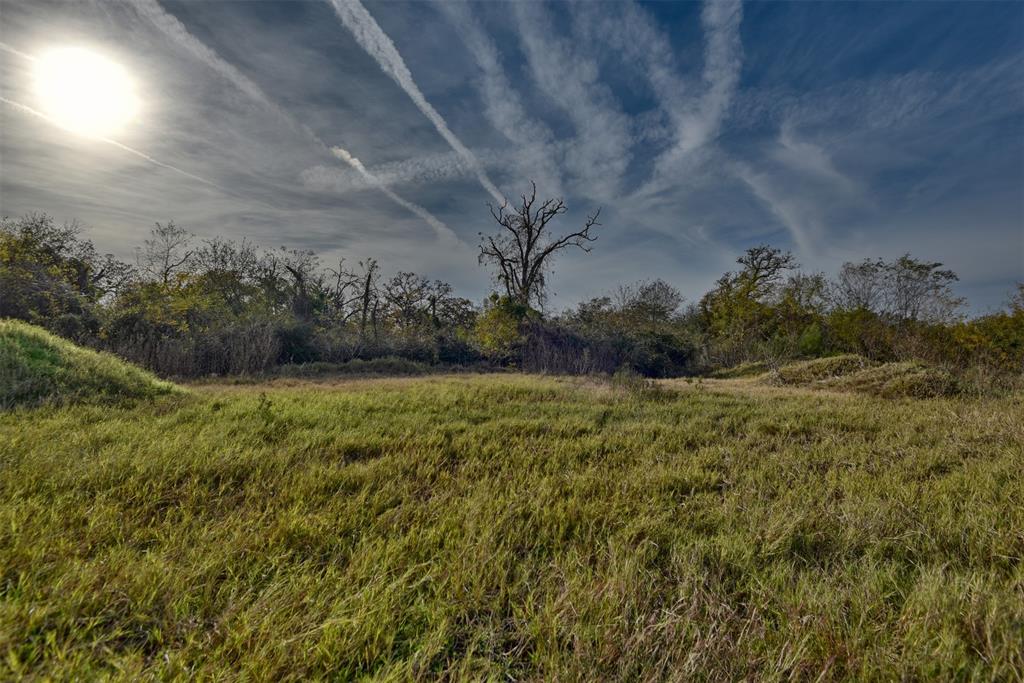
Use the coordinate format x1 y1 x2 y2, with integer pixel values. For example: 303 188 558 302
436 1 563 198
0 96 225 190
127 0 461 242
331 148 459 243
0 41 35 61
326 0 507 206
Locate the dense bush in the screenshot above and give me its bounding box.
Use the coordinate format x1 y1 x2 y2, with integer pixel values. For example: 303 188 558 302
1 215 482 377
1 214 1020 382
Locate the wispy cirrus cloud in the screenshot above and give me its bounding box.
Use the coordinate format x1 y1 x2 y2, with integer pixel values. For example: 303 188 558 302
328 147 461 243
773 124 858 197
686 0 744 153
1 95 224 190
631 0 744 197
2 0 1019 312
0 41 35 62
512 1 634 200
126 0 459 242
301 148 504 195
326 0 506 206
434 0 563 198
733 160 818 257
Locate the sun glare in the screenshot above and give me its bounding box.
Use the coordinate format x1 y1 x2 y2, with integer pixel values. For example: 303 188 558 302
33 47 139 138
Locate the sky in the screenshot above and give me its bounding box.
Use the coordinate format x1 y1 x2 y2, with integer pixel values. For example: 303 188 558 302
1 0 1022 313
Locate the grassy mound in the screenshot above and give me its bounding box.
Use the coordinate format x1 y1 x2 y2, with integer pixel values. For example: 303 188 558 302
822 361 960 398
770 354 960 398
708 361 769 379
775 354 877 384
0 319 177 408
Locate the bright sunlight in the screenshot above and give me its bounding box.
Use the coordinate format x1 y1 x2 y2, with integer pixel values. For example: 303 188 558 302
33 46 139 138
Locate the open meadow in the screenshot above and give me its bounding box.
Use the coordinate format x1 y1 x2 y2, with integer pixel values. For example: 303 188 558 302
4 0 1024 678
2 373 1022 680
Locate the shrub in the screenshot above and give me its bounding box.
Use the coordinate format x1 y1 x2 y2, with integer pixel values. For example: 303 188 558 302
274 357 432 378
609 365 675 401
473 295 535 364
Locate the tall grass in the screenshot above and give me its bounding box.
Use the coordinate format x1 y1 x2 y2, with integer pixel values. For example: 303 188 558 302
1 375 1021 679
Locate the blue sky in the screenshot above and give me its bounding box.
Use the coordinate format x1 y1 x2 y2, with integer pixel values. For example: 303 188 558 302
1 0 1022 312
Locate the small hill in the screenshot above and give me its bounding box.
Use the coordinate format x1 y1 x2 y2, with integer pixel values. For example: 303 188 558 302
768 354 959 398
0 319 177 409
820 361 960 398
775 354 877 384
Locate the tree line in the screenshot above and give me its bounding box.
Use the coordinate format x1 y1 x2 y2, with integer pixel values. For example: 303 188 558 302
2 185 1021 378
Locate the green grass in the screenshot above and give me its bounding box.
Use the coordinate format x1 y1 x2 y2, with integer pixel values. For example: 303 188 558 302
0 319 177 409
197 358 503 387
1 374 1022 679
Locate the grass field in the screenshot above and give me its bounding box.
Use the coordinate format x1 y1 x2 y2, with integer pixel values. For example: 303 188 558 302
1 374 1022 680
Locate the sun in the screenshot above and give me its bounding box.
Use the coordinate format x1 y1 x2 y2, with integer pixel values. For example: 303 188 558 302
33 47 140 138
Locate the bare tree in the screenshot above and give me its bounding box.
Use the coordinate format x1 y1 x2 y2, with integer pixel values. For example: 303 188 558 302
383 271 429 330
886 255 962 323
137 221 193 286
324 259 363 323
733 245 798 301
830 255 962 323
479 182 601 308
830 258 887 312
279 248 321 324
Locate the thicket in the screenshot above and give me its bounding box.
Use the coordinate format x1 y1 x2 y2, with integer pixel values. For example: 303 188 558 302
2 210 1021 381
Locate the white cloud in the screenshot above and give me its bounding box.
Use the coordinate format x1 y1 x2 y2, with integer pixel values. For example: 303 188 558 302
435 0 563 198
326 0 506 206
774 125 856 196
734 161 818 256
126 0 457 242
512 1 634 200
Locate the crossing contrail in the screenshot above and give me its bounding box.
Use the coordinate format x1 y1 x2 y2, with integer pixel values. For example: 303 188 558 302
331 148 460 243
127 0 461 242
326 0 507 206
1 96 225 191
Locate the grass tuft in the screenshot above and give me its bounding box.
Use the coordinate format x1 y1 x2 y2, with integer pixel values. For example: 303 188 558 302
708 361 769 379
